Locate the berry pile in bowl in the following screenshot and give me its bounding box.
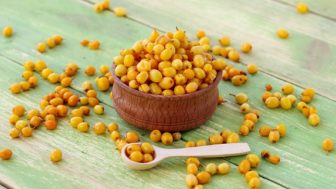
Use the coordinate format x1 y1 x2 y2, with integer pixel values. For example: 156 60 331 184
111 29 226 132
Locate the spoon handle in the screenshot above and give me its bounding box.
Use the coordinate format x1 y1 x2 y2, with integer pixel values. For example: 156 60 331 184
160 143 250 158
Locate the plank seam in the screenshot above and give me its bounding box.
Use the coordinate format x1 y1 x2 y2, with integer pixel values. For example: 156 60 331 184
270 0 336 22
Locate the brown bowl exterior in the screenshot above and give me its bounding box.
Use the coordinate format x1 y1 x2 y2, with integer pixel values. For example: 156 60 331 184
111 68 222 132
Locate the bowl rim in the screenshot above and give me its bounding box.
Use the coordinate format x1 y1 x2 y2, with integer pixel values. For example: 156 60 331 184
111 64 222 100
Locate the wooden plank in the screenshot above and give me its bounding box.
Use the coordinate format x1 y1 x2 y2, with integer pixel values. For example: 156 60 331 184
85 0 336 100
0 0 283 189
0 58 284 189
277 0 336 20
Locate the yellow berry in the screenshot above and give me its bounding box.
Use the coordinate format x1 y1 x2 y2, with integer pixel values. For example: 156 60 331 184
96 77 110 91
125 132 140 143
219 36 230 46
240 103 250 113
248 177 261 189
302 88 315 98
238 159 251 174
107 122 119 132
282 83 294 94
50 149 62 162
70 117 83 128
110 131 121 141
124 54 135 67
21 127 33 137
196 171 211 184
143 153 154 163
100 65 110 74
280 97 292 110
259 126 272 137
275 123 286 137
47 73 60 84
322 138 333 152
246 154 260 168
46 37 56 48
209 134 224 144
239 125 250 136
88 40 100 49
187 163 198 175
3 26 13 37
235 93 248 105
160 48 173 61
93 105 104 115
161 132 173 145
94 122 106 135
277 28 289 39
241 43 252 53
205 163 217 175
267 155 281 165
245 113 258 123
37 42 47 53
185 141 196 148
268 129 280 143
245 170 259 182
53 35 63 45
247 64 258 74
226 132 240 143
9 128 20 139
150 130 161 142
0 148 13 160
215 163 229 175
136 71 149 84
308 113 320 126
185 174 198 188
12 105 26 117
228 50 240 62
94 3 104 12
113 7 127 17
159 77 174 90
9 83 21 94
85 66 96 76
296 2 309 14
185 82 198 93
129 151 143 162
265 97 280 109
77 122 89 133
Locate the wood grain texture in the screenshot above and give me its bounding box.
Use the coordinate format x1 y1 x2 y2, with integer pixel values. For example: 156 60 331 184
277 0 336 20
112 69 221 132
87 0 336 100
0 0 283 189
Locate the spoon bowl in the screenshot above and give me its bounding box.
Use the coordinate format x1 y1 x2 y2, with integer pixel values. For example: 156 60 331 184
121 143 250 170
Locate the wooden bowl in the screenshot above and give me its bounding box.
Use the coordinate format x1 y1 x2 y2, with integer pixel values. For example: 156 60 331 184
111 67 222 132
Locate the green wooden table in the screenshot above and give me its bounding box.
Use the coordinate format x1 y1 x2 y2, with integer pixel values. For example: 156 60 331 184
0 0 335 188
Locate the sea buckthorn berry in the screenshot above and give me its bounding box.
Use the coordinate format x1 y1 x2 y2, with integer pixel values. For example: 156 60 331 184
50 149 62 162
296 2 309 14
265 96 280 109
240 103 250 113
3 26 13 37
277 28 289 39
287 94 297 104
113 7 127 17
150 130 161 142
0 148 13 160
280 97 292 110
126 132 140 143
48 73 60 84
22 70 34 80
241 43 252 53
275 124 286 137
26 109 40 120
93 105 104 115
239 125 250 136
129 151 143 162
265 84 272 91
205 163 217 175
282 83 294 94
9 128 20 139
34 60 47 72
245 113 258 123
9 83 21 94
80 106 90 116
110 131 121 141
186 174 198 188
234 93 248 105
46 37 56 48
217 162 230 174
297 101 307 111
77 122 89 132
228 50 240 62
21 127 33 137
302 88 315 98
217 96 225 105
161 132 173 145
196 171 211 184
88 40 100 49
70 117 83 128
159 77 174 89
196 30 206 39
100 65 110 74
53 35 63 45
85 66 96 76
246 154 260 168
187 163 199 175
94 122 106 135
41 68 53 79
140 142 154 154
143 153 154 163
23 60 35 71
242 120 255 131
80 39 89 46
12 105 26 117
126 144 141 156
238 159 251 174
37 42 47 53
44 120 57 130
259 126 271 137
268 155 280 165
71 108 83 117
136 71 149 84
195 140 207 146
247 64 258 74
20 81 30 91
94 3 104 12
245 170 259 182
268 130 280 143
308 113 320 126
227 132 240 143
29 116 42 128
96 77 110 91
248 177 261 189
209 134 224 144
172 132 182 141
185 82 198 93
28 76 38 88
322 138 333 152
219 36 230 46
15 120 28 131
185 141 196 148
301 95 312 103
